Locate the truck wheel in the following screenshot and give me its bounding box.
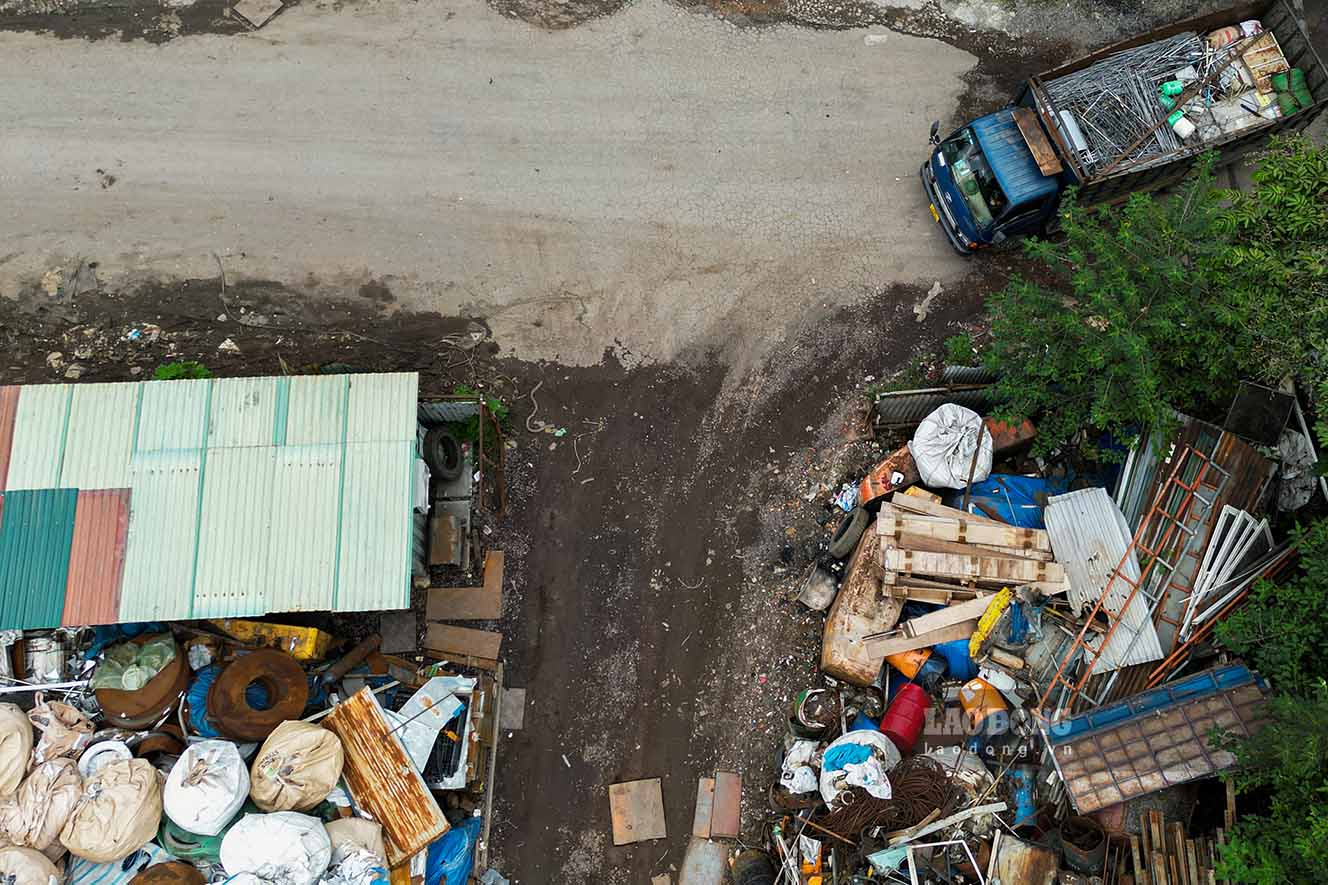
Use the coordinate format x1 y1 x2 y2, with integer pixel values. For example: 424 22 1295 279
828 506 869 560
423 427 464 481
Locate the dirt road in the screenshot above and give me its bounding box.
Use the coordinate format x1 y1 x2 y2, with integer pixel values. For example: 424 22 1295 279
0 0 974 368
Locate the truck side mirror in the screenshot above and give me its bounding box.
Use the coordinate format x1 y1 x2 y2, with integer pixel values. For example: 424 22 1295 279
929 121 941 145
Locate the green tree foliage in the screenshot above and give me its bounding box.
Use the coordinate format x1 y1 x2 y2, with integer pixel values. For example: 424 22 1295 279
1215 688 1328 884
984 137 1328 455
1215 519 1328 883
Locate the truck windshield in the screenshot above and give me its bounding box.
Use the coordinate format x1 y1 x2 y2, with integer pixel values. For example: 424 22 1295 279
940 128 1007 229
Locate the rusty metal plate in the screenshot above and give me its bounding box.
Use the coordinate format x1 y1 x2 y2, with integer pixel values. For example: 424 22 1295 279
609 778 666 846
324 687 449 867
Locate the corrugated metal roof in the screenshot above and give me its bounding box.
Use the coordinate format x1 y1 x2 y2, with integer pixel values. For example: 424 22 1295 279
62 489 130 627
873 387 992 431
2 373 419 626
1045 487 1163 673
61 383 138 489
0 387 20 491
5 384 70 490
0 489 79 629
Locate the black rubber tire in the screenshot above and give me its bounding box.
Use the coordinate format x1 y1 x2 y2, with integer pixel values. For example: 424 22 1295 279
732 850 777 885
827 506 869 560
423 427 464 481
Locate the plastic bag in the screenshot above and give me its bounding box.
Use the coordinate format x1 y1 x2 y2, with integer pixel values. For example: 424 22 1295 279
164 740 249 836
220 812 332 885
324 819 387 866
908 404 993 490
0 846 61 885
424 818 482 885
0 758 83 860
90 638 177 691
28 696 93 764
0 704 33 798
60 758 162 863
322 844 389 885
818 730 900 807
251 721 344 813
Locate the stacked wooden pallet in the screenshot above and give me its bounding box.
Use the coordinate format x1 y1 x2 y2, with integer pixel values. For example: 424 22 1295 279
876 494 1067 596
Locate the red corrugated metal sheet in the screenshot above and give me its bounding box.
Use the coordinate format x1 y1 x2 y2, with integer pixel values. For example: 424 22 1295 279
62 489 130 627
0 387 19 491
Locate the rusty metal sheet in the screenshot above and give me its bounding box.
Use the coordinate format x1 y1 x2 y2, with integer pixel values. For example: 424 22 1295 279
62 489 130 627
710 771 741 839
821 526 901 685
0 387 18 491
691 777 715 838
609 778 666 846
991 833 1058 885
324 687 449 866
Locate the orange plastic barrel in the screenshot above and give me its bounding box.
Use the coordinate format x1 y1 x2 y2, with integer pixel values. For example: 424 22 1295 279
885 649 932 679
958 677 1008 731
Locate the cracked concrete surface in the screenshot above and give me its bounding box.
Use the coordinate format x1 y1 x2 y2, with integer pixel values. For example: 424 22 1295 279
0 0 973 366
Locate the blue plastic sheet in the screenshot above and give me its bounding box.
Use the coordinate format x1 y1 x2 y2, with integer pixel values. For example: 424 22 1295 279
849 712 880 732
943 474 1068 529
822 742 873 771
425 818 483 885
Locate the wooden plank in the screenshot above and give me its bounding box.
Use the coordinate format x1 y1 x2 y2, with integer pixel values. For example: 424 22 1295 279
428 512 460 565
897 595 992 637
1224 780 1236 830
1012 107 1064 176
424 623 502 660
884 548 1065 584
652 877 672 885
483 549 505 595
1186 839 1200 885
1130 834 1148 885
878 507 1052 553
710 771 741 839
884 583 991 605
323 688 449 866
609 778 666 845
879 528 1054 562
1152 851 1169 885
1141 815 1153 885
864 620 978 655
691 777 715 838
426 584 501 621
1171 824 1189 885
887 494 1007 527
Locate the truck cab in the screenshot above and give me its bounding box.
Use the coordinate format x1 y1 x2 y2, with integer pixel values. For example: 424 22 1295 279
921 108 1067 254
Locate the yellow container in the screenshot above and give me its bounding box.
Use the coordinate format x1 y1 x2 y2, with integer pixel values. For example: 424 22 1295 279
885 649 932 679
209 619 335 661
958 677 1008 731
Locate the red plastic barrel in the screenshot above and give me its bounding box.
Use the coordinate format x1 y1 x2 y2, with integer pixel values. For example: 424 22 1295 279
880 682 929 753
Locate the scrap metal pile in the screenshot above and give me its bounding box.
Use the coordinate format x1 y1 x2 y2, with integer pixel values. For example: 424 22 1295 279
0 620 505 885
1045 17 1315 176
744 382 1320 883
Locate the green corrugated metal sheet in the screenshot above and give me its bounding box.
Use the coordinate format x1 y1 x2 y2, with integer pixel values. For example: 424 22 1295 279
4 373 419 625
336 441 414 612
119 449 202 622
61 383 138 489
5 385 70 490
0 489 78 629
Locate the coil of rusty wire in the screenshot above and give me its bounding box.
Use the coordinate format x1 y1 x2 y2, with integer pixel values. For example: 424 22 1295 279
820 755 960 837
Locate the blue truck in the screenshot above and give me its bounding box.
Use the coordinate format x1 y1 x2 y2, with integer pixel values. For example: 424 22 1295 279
922 0 1327 254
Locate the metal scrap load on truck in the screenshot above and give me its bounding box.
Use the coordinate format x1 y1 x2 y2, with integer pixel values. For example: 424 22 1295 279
921 0 1327 253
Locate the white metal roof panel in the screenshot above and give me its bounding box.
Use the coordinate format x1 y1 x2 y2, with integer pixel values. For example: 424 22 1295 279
265 444 341 613
336 441 413 612
61 383 138 489
345 374 418 443
119 449 201 622
5 384 69 490
136 379 210 453
192 446 276 618
207 376 278 449
1045 488 1163 673
285 376 347 445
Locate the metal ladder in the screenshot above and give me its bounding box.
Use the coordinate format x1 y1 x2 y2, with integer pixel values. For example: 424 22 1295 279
1039 445 1228 719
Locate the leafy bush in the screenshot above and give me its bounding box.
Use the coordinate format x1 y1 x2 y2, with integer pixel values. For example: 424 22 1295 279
983 137 1328 455
153 360 212 381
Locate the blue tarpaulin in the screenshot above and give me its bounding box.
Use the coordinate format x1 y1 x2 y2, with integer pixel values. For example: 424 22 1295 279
944 474 1068 528
425 818 483 885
